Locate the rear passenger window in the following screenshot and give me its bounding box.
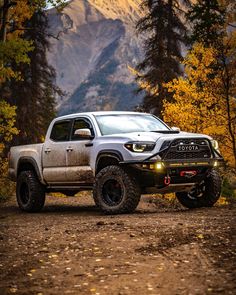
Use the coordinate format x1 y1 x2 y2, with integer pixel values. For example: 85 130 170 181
50 120 71 141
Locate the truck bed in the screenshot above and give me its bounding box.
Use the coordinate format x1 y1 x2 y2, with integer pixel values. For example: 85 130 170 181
9 144 44 181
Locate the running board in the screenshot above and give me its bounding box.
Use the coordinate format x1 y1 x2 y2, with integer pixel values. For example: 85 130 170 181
47 185 93 191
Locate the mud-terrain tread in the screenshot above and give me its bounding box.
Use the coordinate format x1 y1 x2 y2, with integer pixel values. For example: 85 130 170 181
176 169 221 209
93 165 141 214
16 171 45 212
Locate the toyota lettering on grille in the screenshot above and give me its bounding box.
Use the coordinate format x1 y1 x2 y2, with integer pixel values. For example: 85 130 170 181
177 145 199 151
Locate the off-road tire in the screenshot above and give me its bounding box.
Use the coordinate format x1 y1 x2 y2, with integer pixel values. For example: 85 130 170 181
16 171 45 212
176 169 221 209
93 165 141 214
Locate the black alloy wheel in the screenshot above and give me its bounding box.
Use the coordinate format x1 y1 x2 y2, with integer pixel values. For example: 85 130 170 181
93 165 141 214
102 179 124 206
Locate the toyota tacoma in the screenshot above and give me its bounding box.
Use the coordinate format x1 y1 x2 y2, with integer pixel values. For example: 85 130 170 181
9 111 224 214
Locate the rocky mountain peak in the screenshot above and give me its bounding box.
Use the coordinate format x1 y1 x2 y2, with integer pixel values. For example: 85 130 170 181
47 0 144 115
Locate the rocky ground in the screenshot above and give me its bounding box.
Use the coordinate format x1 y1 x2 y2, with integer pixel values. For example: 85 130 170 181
0 194 236 295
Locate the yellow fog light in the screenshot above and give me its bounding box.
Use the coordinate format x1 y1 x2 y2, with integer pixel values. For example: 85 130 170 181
155 162 163 170
213 161 218 167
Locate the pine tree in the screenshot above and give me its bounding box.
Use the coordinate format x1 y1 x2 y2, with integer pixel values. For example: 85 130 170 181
187 0 225 47
8 10 62 145
136 0 189 117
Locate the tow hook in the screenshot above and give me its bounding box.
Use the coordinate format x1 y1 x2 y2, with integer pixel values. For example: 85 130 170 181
164 175 171 186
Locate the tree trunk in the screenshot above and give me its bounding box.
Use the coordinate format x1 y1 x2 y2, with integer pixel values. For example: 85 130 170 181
0 0 10 42
223 55 236 168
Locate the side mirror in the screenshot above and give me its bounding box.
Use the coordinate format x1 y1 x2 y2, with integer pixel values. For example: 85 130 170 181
74 128 93 139
171 126 180 132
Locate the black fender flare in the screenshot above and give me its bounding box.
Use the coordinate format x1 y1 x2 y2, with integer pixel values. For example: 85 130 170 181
96 150 124 173
17 157 42 182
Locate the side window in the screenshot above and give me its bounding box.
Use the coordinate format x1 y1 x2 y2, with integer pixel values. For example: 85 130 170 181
71 118 94 141
50 120 71 142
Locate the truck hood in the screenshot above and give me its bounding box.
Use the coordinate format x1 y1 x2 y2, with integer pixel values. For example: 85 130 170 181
102 131 212 142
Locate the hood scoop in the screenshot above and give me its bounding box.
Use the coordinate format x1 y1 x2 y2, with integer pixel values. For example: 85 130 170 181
151 130 180 134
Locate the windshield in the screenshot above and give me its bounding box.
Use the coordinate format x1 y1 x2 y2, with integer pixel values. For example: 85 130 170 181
95 114 170 135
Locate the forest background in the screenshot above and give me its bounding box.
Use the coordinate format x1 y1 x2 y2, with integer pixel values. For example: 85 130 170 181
0 0 235 201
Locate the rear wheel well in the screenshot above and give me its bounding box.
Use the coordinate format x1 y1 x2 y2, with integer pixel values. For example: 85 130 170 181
17 160 41 182
96 155 120 174
18 162 35 175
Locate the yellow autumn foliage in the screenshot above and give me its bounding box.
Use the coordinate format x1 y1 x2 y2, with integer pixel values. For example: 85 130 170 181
7 0 34 39
163 43 236 168
0 0 34 200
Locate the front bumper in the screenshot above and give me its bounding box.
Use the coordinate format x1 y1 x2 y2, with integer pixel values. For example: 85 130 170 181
120 157 224 192
120 136 224 192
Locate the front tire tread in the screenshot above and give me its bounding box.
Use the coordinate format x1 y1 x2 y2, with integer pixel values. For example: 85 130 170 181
93 165 141 214
176 169 221 209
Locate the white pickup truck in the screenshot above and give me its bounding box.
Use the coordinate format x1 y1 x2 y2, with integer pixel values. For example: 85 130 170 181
9 111 224 214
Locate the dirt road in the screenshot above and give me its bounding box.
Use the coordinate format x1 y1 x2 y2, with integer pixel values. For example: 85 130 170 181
0 195 236 295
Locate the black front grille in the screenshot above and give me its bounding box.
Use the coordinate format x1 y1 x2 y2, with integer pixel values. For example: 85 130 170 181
165 151 211 159
161 138 212 160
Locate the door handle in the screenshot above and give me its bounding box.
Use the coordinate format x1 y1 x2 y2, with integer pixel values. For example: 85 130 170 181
85 143 93 147
44 148 51 154
66 147 73 152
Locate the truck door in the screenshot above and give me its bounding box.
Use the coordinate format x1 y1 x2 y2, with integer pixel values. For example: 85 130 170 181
42 119 72 183
66 117 94 184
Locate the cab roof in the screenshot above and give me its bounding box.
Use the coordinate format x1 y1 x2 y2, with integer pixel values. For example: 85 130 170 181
55 111 149 121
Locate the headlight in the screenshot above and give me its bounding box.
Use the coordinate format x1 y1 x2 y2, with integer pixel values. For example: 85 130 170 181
211 139 219 151
124 141 155 153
